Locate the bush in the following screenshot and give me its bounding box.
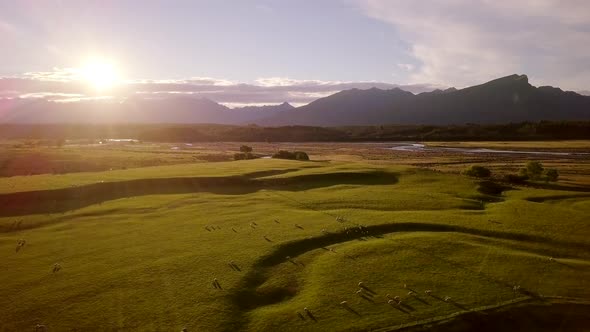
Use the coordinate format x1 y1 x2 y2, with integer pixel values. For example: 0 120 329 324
234 152 256 160
544 168 559 182
504 174 528 184
293 151 309 161
520 161 544 180
272 150 309 161
463 165 491 178
239 145 253 153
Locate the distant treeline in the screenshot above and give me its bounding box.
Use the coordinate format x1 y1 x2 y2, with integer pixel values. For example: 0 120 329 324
1 121 590 142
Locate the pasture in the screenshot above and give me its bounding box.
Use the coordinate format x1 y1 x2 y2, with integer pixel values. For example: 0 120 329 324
1 146 590 331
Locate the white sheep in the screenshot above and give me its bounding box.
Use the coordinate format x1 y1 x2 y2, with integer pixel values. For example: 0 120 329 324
444 296 451 302
425 290 432 295
358 281 364 287
340 301 348 305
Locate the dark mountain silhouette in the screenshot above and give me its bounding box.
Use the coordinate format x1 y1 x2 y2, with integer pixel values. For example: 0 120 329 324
0 97 292 124
1 75 589 125
262 75 590 125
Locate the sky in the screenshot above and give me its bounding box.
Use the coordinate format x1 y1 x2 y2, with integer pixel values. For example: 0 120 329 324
1 0 589 106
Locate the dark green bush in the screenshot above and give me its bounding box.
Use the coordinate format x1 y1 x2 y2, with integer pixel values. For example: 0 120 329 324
520 161 544 180
239 145 253 153
463 165 491 178
272 150 309 161
544 168 559 182
504 174 528 184
234 152 256 160
293 151 309 161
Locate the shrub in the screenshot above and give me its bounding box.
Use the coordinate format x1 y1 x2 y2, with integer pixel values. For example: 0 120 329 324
544 168 559 182
504 174 528 184
293 151 309 161
239 145 253 153
521 161 544 180
463 165 491 178
272 150 309 161
234 152 256 160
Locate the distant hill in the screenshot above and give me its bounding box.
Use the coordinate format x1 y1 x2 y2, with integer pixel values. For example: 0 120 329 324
1 75 589 125
262 75 590 125
0 97 292 124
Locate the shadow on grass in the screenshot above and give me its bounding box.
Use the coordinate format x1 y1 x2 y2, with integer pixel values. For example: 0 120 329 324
230 221 590 313
0 170 399 220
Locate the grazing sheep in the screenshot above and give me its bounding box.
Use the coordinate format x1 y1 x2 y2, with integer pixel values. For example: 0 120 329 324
425 290 432 295
340 301 348 306
549 257 554 262
387 299 395 305
358 281 364 287
444 296 451 302
35 324 47 331
52 263 62 273
304 307 309 312
355 289 363 295
513 285 521 292
394 296 400 302
386 294 392 299
407 291 415 296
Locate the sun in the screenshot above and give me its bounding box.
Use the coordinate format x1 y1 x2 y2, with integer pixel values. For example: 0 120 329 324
81 59 120 90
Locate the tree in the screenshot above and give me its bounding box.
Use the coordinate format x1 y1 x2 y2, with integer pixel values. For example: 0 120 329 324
462 165 491 178
239 145 253 153
545 168 559 182
522 161 544 180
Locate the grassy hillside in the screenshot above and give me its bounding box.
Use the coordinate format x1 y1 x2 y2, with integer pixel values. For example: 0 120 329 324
1 159 589 331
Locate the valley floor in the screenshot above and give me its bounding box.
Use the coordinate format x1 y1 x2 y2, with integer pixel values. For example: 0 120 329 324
1 143 589 331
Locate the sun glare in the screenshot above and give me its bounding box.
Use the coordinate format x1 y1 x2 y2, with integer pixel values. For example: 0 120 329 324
81 59 120 90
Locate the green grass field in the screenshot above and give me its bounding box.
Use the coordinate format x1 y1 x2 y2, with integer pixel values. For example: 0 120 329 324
1 157 589 331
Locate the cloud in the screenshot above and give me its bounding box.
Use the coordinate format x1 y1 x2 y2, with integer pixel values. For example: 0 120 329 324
1 70 443 107
359 0 590 90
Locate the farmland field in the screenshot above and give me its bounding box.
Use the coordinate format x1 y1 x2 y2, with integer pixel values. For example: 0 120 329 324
1 141 589 331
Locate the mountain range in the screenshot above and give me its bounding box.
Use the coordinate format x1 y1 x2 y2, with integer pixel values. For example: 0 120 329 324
1 74 589 125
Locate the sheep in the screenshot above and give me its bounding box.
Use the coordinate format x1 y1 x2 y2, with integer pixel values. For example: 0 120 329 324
513 285 521 292
403 283 407 289
340 301 348 306
549 257 554 262
407 291 415 296
303 307 309 312
35 324 47 331
52 263 62 273
358 281 364 288
386 294 392 299
355 289 363 295
393 296 400 301
444 296 451 302
387 299 395 305
425 290 432 295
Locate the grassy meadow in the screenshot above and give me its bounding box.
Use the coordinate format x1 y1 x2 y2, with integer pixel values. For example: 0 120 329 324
1 143 590 331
